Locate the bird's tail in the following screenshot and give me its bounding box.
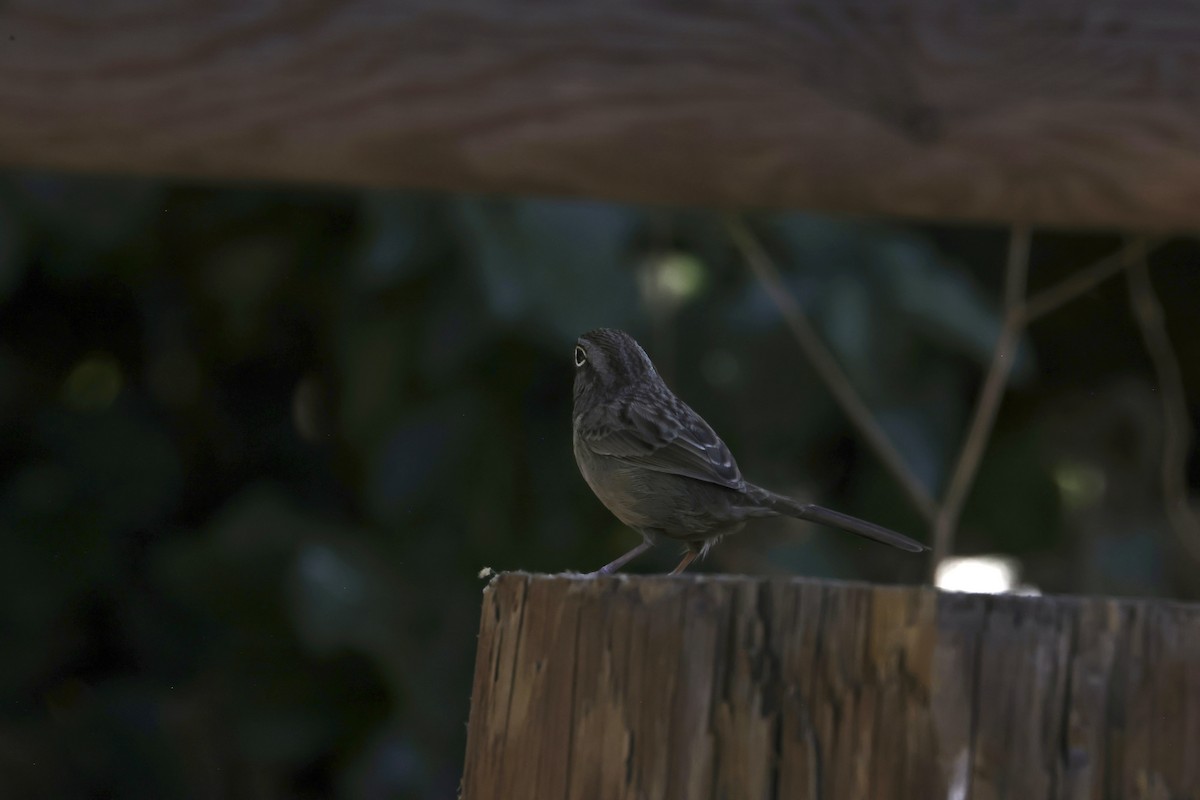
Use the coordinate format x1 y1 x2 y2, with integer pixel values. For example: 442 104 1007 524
746 485 928 553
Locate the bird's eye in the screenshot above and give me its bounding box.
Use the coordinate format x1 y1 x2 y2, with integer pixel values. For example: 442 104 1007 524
574 345 587 367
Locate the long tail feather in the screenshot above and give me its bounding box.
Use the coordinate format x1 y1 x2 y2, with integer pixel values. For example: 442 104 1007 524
749 486 928 553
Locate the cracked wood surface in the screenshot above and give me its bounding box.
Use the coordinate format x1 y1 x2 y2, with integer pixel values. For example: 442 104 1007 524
461 573 1200 800
5 2 1200 228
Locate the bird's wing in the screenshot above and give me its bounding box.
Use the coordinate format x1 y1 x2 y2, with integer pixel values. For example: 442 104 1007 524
578 397 745 490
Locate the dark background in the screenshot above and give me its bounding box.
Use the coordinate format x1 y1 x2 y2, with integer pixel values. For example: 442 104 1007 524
1 173 1197 798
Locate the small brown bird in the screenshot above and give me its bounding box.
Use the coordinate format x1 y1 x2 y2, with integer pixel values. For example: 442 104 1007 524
571 328 927 575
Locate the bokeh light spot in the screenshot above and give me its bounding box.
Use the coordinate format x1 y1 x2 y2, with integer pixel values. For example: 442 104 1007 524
1053 460 1107 510
935 555 1039 595
62 353 122 412
638 252 705 312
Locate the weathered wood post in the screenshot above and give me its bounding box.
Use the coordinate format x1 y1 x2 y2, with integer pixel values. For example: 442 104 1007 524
461 573 1200 799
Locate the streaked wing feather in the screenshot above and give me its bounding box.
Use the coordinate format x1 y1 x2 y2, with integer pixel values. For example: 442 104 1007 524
581 398 744 490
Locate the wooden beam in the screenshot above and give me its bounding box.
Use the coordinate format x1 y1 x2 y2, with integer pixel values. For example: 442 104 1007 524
462 573 1200 799
3 2 1200 229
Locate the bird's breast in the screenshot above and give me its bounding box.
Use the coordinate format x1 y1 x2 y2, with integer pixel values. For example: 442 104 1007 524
573 431 750 541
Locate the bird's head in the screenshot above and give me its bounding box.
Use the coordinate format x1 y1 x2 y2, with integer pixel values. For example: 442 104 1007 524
572 328 660 407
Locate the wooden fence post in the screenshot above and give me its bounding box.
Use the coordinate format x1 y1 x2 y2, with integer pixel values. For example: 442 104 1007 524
461 573 1200 799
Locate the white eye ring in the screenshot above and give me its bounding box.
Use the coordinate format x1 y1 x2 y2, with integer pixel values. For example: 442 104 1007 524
574 345 587 367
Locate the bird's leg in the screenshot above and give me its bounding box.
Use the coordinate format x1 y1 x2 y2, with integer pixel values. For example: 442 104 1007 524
589 540 653 576
670 550 699 575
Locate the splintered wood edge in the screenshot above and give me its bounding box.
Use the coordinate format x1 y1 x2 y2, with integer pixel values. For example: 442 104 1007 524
476 571 1197 611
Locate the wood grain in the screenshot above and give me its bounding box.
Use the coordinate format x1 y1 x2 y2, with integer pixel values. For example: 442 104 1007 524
461 573 1200 800
4 2 1200 228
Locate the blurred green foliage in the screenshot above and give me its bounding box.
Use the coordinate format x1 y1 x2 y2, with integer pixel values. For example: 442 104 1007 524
0 173 1197 798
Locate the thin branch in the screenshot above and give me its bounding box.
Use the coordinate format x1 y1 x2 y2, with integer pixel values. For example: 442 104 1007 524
1125 251 1200 564
932 226 1032 568
1017 237 1161 324
728 218 1180 579
725 216 938 523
